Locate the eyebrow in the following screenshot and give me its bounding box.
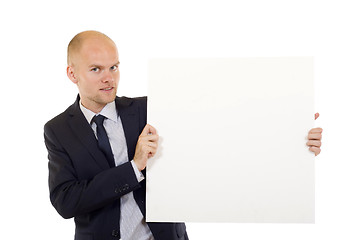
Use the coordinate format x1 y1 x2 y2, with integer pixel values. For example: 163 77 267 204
88 61 120 68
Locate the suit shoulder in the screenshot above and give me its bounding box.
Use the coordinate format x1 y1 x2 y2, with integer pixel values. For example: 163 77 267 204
116 96 147 109
133 96 147 109
44 105 72 131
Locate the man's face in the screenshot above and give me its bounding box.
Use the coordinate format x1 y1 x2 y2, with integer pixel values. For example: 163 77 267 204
68 37 120 113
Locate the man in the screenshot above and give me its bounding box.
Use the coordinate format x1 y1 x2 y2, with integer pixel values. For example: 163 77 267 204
44 30 188 240
44 30 322 240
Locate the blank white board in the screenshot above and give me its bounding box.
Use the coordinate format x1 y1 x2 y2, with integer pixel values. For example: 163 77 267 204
146 57 314 223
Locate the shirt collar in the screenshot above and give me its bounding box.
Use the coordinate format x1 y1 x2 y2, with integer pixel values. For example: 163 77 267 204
79 100 118 124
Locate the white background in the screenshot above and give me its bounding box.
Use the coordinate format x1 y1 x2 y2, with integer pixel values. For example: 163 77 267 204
0 0 359 239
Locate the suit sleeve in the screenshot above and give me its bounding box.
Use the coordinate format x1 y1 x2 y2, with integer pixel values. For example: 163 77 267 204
44 123 141 219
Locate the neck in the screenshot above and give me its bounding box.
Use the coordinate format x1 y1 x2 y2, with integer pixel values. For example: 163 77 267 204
80 100 106 114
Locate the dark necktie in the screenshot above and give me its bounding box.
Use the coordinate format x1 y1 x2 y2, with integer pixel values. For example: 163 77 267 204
92 115 115 168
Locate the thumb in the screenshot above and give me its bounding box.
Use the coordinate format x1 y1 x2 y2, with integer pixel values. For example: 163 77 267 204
315 112 320 120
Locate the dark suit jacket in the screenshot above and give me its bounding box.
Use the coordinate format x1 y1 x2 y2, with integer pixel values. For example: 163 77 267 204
44 96 188 240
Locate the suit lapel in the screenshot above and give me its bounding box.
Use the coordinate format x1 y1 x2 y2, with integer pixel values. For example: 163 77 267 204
67 96 110 170
115 97 139 161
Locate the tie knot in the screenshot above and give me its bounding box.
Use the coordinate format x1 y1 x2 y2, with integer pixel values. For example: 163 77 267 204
92 114 106 126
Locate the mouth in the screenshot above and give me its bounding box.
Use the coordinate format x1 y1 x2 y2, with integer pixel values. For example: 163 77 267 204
100 87 114 92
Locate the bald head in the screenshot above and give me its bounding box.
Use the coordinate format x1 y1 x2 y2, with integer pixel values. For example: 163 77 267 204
66 30 120 113
67 30 117 66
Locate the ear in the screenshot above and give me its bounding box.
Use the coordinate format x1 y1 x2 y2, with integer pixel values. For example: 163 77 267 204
67 65 78 84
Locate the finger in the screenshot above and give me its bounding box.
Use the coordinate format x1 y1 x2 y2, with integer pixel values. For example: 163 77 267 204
308 127 323 133
309 146 321 156
148 147 157 156
147 124 157 135
150 147 157 156
145 146 158 158
308 133 322 140
140 142 158 152
315 112 320 120
145 141 158 148
140 124 157 136
140 124 156 136
306 140 321 147
140 124 151 136
139 134 159 142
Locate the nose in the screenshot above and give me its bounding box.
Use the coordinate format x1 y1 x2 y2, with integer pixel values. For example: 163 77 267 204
102 70 114 83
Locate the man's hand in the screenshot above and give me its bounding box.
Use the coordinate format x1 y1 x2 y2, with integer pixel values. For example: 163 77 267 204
133 124 159 171
307 113 323 156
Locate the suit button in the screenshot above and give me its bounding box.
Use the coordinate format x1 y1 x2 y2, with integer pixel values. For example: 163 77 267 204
112 229 120 238
122 184 129 191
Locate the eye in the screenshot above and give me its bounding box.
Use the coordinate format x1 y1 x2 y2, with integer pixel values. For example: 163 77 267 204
111 65 118 71
90 67 100 72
